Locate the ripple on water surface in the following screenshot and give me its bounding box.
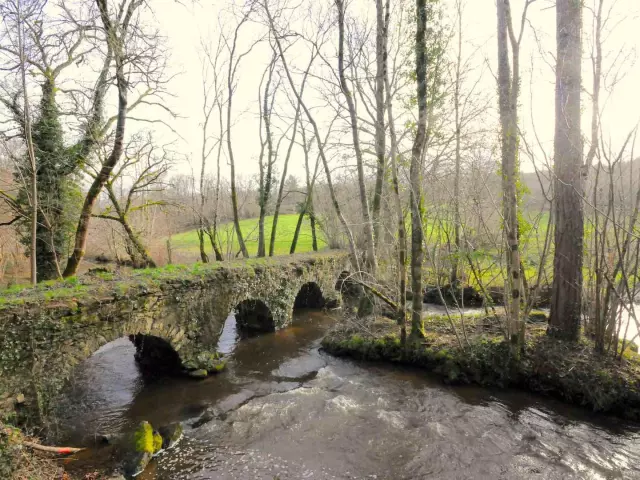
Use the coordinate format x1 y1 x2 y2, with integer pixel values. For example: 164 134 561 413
57 310 640 479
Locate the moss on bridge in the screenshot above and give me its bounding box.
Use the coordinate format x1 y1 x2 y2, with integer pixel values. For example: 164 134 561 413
0 251 347 313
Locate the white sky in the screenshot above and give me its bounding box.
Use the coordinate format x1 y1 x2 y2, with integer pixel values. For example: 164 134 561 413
146 0 640 181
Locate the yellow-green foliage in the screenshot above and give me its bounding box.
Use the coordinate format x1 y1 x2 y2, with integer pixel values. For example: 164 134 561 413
134 421 154 453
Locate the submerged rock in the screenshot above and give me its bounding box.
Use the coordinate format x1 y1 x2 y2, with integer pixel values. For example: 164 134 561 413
183 350 227 377
119 421 163 478
192 389 257 428
158 423 183 449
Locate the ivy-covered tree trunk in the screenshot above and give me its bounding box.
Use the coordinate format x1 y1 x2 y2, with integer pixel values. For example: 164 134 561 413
371 0 387 248
24 77 69 280
409 0 429 340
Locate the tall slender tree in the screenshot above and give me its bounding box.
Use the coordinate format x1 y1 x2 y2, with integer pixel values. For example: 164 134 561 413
549 0 584 340
335 0 377 274
257 51 278 257
496 0 534 350
384 0 408 341
371 0 387 248
223 6 259 259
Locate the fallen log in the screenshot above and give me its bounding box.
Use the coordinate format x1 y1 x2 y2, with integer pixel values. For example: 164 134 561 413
2 426 84 455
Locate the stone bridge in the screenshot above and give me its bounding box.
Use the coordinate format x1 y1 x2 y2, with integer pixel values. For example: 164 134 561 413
0 251 349 424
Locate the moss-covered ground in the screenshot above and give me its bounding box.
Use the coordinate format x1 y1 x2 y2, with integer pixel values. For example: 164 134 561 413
322 314 640 421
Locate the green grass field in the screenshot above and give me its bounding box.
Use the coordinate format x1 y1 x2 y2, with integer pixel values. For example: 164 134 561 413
171 214 327 258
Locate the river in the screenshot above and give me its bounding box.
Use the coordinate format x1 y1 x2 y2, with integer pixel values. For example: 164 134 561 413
56 309 640 479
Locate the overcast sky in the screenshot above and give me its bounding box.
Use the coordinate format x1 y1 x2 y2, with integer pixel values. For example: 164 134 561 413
146 0 640 182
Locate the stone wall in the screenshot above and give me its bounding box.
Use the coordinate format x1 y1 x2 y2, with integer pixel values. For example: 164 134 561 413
0 251 348 425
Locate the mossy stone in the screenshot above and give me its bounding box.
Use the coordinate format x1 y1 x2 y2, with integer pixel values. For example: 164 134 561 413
121 421 155 477
188 369 208 378
134 421 154 453
153 431 163 453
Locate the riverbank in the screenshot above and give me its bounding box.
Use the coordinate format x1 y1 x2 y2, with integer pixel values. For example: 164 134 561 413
0 424 87 479
322 314 640 421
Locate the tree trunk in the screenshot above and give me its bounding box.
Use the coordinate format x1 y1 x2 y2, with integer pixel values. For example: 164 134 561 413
211 95 225 262
549 0 584 341
226 25 249 259
121 219 156 268
290 126 318 255
310 211 318 251
198 227 209 263
496 0 524 349
290 209 305 255
258 57 277 258
409 0 429 340
102 184 156 269
371 0 387 249
451 0 463 286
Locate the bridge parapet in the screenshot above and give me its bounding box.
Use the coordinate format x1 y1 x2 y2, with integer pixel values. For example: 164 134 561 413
0 251 349 425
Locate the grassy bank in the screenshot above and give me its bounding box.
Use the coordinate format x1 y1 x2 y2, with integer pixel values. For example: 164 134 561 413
322 315 640 421
170 214 326 257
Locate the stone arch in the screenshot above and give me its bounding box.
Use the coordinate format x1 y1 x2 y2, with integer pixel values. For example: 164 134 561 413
234 299 275 334
294 282 326 309
129 334 183 374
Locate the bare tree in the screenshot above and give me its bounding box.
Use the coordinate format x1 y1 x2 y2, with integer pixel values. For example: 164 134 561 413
496 0 534 350
264 0 361 270
222 5 261 259
200 34 228 262
289 120 323 254
2 0 39 284
384 0 407 340
92 135 172 268
257 48 279 257
64 0 169 276
197 37 223 263
269 52 315 256
335 0 377 274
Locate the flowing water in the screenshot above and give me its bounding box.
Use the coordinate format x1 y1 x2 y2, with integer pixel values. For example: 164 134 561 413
57 309 640 479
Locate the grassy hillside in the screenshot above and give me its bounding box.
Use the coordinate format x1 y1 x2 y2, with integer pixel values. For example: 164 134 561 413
171 214 326 258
